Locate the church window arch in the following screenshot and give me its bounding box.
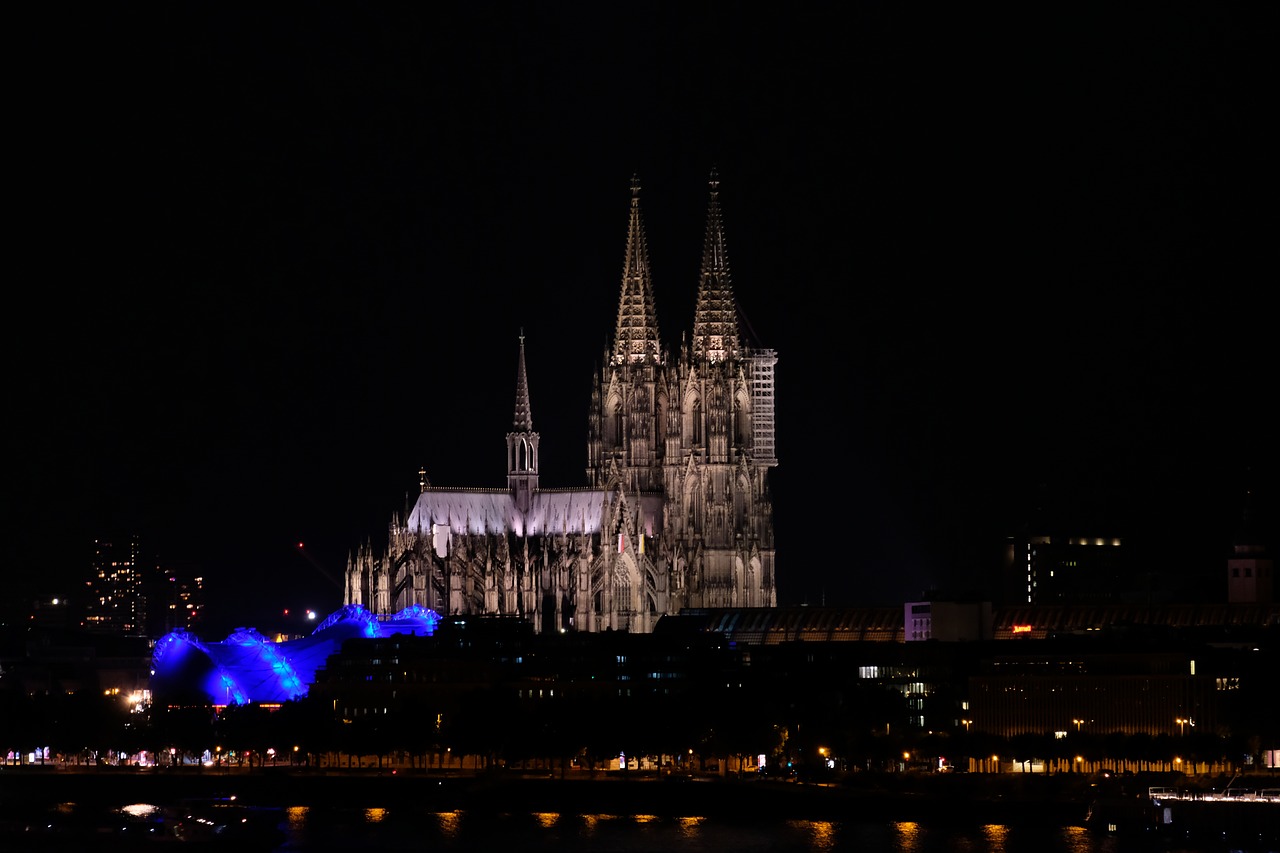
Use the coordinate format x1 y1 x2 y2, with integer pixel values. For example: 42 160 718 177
685 479 703 530
685 394 703 447
735 389 751 448
734 476 749 529
603 392 624 451
748 554 762 605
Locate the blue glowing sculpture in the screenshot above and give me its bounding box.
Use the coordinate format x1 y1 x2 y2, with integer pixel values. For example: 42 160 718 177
151 604 440 705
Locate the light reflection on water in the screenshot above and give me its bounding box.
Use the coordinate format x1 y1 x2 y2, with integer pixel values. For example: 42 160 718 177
15 800 1252 853
1060 825 1101 853
285 804 309 832
433 808 462 838
788 814 839 845
894 820 923 852
982 823 1009 852
270 808 1247 852
675 815 705 841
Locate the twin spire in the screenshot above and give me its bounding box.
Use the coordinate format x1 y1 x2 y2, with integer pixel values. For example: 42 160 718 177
692 168 741 363
506 173 744 500
610 170 741 366
611 174 662 366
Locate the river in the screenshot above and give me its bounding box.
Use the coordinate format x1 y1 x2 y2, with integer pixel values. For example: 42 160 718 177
1 769 1275 851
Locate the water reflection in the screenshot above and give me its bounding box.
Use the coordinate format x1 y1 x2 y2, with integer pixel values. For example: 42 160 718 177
894 820 924 852
675 814 704 841
1060 825 1100 853
796 819 839 850
981 823 1009 852
16 801 1248 853
433 808 462 838
285 804 309 832
283 811 1113 851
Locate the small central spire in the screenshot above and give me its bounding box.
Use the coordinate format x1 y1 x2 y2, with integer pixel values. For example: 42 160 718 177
507 332 539 511
512 330 533 431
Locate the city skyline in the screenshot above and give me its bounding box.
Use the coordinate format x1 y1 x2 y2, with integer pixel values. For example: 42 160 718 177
9 6 1275 633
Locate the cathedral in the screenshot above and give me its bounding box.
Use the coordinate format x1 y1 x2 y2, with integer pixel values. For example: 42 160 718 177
344 173 778 633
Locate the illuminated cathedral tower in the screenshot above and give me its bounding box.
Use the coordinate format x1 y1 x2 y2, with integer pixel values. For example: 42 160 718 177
587 172 777 614
344 173 777 632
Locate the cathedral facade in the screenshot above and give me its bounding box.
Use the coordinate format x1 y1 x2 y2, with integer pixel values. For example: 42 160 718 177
344 174 778 633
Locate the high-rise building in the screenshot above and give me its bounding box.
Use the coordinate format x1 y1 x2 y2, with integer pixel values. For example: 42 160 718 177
151 567 205 635
84 535 146 635
344 173 778 633
1003 532 1126 605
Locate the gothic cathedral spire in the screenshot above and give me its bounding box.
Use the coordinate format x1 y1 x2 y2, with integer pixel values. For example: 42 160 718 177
692 168 741 364
507 331 539 513
512 328 533 432
612 174 663 366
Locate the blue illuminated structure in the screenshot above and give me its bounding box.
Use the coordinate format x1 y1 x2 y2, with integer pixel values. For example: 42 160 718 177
151 604 440 705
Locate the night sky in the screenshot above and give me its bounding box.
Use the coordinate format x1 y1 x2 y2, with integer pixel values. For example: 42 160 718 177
10 5 1276 634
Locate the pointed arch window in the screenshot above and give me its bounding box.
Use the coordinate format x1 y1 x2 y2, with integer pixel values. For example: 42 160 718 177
734 482 748 529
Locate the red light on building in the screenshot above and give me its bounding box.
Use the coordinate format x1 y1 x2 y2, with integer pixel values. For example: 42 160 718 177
1012 624 1032 634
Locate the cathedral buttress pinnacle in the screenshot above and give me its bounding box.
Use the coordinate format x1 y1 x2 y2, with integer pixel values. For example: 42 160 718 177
612 175 663 366
692 168 741 364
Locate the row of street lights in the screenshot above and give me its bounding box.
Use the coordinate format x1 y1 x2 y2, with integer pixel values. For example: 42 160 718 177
960 716 1195 735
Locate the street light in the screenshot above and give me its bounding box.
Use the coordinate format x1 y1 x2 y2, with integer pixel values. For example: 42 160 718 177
1176 717 1193 735
961 719 972 732
1073 718 1084 733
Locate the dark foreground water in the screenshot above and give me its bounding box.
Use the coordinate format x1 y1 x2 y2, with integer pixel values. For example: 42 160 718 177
9 802 1278 852
2 770 1276 852
271 806 1275 852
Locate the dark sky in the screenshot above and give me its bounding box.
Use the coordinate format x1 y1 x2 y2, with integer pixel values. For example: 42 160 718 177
10 5 1276 634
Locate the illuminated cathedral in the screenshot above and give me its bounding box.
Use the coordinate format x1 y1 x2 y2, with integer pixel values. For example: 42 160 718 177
344 173 778 633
